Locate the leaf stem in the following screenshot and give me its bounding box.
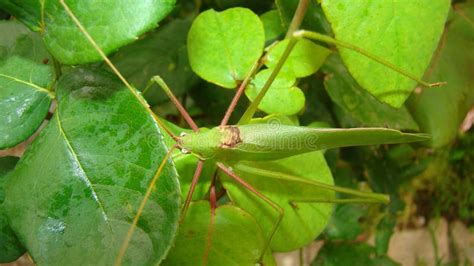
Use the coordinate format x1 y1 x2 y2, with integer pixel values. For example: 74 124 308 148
285 0 310 39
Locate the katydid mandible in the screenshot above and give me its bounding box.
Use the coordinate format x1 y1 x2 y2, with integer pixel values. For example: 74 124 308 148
60 0 436 265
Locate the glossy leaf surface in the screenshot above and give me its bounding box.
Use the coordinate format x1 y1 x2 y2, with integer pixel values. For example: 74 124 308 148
265 39 331 78
323 54 419 130
0 156 25 263
408 3 474 147
163 201 275 266
0 21 53 149
187 7 265 88
0 0 176 64
4 69 180 265
245 69 304 116
321 0 450 107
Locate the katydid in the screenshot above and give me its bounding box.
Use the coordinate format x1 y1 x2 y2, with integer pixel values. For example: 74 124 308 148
59 0 439 265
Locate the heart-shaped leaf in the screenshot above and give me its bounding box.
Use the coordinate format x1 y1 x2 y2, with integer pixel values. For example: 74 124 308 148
265 39 331 78
223 151 334 251
0 156 25 263
187 7 265 88
321 0 451 107
245 69 305 116
0 0 176 64
322 54 419 130
0 21 53 149
408 3 474 147
4 68 180 265
163 201 275 266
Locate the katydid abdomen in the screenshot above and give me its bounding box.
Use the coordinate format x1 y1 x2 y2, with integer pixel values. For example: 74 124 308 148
179 123 429 161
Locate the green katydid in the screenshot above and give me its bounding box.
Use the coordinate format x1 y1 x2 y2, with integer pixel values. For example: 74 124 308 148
59 0 442 264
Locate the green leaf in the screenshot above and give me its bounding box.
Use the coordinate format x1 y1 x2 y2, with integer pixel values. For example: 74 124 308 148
265 39 331 78
245 69 305 116
322 54 419 130
0 156 26 263
162 201 276 266
0 21 53 149
275 0 332 35
408 3 474 147
321 0 451 107
312 242 400 266
260 10 284 42
324 204 366 241
187 7 265 88
111 18 198 105
223 151 335 251
0 0 176 64
4 68 180 265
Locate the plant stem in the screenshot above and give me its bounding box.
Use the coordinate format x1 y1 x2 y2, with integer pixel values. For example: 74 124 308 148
285 0 310 39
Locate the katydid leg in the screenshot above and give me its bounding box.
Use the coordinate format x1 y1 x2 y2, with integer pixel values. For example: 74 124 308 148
217 162 284 264
233 163 389 204
181 159 205 223
115 145 177 266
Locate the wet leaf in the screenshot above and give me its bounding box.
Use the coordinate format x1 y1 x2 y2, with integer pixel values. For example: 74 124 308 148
0 21 53 149
4 68 180 265
321 0 450 107
187 7 265 88
0 156 25 263
0 0 176 64
163 201 275 266
408 3 474 147
112 18 198 105
323 54 419 130
245 69 305 116
265 39 331 78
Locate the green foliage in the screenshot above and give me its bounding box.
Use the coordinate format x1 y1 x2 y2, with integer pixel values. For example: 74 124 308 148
0 0 176 64
322 0 450 107
0 1 469 265
0 21 53 149
0 156 25 263
4 69 180 264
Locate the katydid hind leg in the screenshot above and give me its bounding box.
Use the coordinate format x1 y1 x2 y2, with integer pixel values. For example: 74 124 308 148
217 162 284 264
181 159 205 223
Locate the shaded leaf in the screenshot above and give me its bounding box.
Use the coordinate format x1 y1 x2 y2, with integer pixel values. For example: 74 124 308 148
322 54 419 130
112 18 198 105
260 10 284 42
276 0 332 35
0 156 25 263
408 3 474 147
245 69 305 116
0 0 176 64
163 201 275 266
324 204 366 241
312 242 400 266
0 21 53 149
265 39 331 78
4 68 180 265
321 0 450 107
187 7 264 88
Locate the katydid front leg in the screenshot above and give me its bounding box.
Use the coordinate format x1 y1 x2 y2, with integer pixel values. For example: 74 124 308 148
217 162 284 264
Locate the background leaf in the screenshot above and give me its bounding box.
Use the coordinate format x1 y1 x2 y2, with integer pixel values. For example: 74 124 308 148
408 3 474 147
0 156 25 263
0 21 53 149
260 10 284 42
4 68 180 265
187 7 265 88
163 201 275 266
321 0 450 107
0 0 176 64
322 54 419 130
111 18 198 105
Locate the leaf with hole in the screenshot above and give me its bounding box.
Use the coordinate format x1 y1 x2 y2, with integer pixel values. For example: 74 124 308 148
3 68 180 265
